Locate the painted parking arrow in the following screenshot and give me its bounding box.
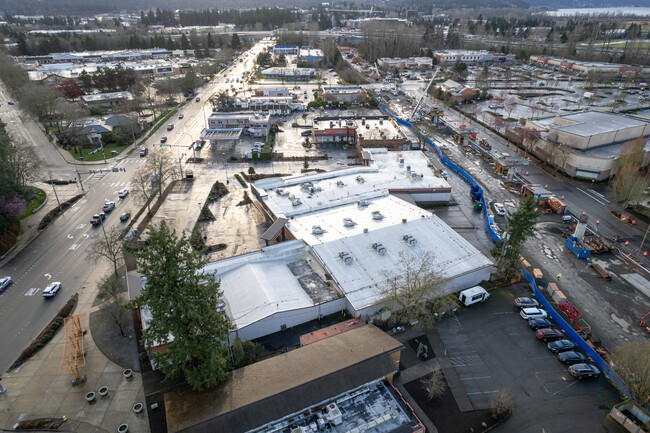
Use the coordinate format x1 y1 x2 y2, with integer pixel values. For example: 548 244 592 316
67 234 73 239
44 273 52 280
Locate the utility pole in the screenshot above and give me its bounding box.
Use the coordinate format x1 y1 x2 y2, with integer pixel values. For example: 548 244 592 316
49 173 63 213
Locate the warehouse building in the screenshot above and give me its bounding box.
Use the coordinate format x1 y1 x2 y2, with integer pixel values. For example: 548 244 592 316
433 50 515 64
525 111 650 180
530 55 650 78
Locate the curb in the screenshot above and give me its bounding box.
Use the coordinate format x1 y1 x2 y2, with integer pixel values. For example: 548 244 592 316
31 195 48 214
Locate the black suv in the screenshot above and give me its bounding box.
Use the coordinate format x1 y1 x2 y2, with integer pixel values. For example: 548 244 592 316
568 363 600 379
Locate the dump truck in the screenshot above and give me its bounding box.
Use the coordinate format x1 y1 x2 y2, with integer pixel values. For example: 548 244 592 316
547 197 567 214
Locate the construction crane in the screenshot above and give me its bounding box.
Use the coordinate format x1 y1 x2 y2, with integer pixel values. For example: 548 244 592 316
409 67 439 122
374 61 380 78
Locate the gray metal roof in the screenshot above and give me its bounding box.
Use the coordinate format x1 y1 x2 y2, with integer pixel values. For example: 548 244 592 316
549 111 647 137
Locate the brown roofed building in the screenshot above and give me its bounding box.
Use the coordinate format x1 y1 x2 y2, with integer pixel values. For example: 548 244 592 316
165 324 408 433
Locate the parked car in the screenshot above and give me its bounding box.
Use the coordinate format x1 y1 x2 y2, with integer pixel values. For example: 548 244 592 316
568 363 600 379
43 282 62 297
548 339 577 353
166 124 174 131
494 202 506 216
301 130 313 136
536 328 564 342
515 297 540 309
0 276 12 291
102 201 116 213
196 97 200 102
140 148 149 157
125 229 139 241
118 188 129 198
528 318 553 330
7 101 14 105
520 307 548 320
119 212 131 222
557 351 587 365
178 114 184 119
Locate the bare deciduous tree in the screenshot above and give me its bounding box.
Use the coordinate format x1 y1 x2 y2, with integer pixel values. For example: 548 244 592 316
88 225 124 276
521 127 542 156
613 341 650 404
379 251 456 327
98 273 128 337
421 368 447 401
145 147 178 197
131 168 157 215
5 136 36 186
489 388 512 418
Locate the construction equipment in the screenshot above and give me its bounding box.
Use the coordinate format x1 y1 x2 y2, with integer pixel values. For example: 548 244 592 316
590 262 612 280
59 314 87 384
640 311 650 332
582 236 613 254
566 236 590 259
546 197 567 214
408 68 439 122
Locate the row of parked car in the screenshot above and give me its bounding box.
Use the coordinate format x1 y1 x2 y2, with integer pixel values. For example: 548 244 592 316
515 297 601 379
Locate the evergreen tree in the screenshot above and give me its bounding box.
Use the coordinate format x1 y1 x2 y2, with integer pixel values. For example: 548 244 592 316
230 33 241 51
129 221 232 391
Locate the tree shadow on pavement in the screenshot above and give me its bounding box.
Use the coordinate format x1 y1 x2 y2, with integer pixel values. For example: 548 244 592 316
89 306 141 372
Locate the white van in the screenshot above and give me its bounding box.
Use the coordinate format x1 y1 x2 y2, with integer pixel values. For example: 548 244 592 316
520 307 548 320
458 286 490 307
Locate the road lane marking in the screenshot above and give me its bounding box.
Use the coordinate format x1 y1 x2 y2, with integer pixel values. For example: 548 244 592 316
576 187 608 205
69 244 80 250
25 288 40 296
467 390 498 395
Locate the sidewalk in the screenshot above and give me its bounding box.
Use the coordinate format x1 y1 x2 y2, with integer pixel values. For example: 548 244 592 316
0 262 149 433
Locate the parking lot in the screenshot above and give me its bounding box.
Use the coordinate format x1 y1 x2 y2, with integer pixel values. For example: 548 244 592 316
433 285 621 432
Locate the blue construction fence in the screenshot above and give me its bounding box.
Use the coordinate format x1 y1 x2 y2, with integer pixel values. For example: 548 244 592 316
380 107 501 242
522 268 633 400
381 106 631 401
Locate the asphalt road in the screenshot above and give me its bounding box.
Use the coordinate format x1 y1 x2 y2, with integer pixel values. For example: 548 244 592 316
0 41 269 372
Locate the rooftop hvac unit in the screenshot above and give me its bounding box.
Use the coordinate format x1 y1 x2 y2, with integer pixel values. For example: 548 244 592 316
291 198 302 206
371 211 384 220
356 176 365 183
275 188 285 196
411 172 418 180
312 225 326 235
338 252 353 265
290 428 307 433
309 186 322 193
343 218 357 227
358 200 371 207
372 243 387 255
300 182 313 190
406 165 411 173
326 403 343 426
403 234 417 246
336 180 345 188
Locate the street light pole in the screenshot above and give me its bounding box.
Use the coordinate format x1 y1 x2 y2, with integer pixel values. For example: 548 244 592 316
49 173 63 213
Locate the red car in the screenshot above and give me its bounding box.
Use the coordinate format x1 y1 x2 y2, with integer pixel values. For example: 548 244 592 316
536 328 564 342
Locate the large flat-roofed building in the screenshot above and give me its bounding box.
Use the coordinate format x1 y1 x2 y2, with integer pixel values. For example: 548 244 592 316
234 96 306 115
203 241 345 342
272 44 299 55
434 50 515 64
378 57 433 70
261 67 315 81
164 324 422 433
525 111 650 180
530 55 650 78
253 86 291 97
207 111 270 137
323 85 366 102
298 48 324 65
81 91 133 107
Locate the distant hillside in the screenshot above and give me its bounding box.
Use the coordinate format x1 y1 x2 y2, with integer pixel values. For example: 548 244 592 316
538 0 650 8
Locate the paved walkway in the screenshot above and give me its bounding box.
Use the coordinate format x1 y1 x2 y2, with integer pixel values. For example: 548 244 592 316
0 262 149 433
